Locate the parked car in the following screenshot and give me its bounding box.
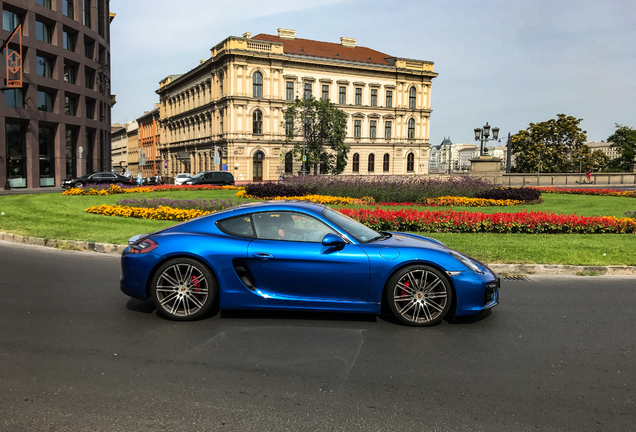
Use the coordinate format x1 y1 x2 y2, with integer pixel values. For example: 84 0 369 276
174 173 192 185
120 201 500 325
142 176 162 186
184 171 235 186
62 172 136 189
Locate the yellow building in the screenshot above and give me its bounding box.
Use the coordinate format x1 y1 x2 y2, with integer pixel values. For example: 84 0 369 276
156 29 438 182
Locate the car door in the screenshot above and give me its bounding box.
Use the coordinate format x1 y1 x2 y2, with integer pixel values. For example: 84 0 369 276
246 211 370 302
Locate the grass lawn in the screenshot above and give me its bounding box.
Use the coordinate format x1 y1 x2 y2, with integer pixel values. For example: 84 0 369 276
0 190 634 266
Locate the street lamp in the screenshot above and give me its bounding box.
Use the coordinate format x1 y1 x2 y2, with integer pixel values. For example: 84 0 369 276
474 122 500 157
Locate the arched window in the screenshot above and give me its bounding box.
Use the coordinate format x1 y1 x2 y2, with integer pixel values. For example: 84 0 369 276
409 86 416 109
253 71 263 98
408 118 415 139
285 152 293 174
407 153 415 172
352 153 359 172
368 154 375 172
253 110 263 134
383 153 390 172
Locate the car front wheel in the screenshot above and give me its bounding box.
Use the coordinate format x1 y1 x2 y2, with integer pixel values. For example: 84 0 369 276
385 265 452 327
73 182 84 188
150 258 218 321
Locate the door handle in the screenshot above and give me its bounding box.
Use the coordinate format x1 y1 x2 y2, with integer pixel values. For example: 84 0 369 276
252 252 274 260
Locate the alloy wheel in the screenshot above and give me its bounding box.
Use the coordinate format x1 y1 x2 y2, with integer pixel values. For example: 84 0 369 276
389 266 451 326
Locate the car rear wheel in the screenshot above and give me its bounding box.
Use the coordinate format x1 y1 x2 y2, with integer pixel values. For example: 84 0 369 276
150 258 218 321
115 181 123 186
385 265 452 327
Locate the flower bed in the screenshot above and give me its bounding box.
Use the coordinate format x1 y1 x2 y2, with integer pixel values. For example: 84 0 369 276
64 184 243 196
86 205 212 221
336 207 636 234
235 190 373 206
531 187 636 198
115 197 247 211
377 196 524 207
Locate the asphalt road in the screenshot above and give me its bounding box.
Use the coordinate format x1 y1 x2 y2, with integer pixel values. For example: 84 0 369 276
1 241 634 432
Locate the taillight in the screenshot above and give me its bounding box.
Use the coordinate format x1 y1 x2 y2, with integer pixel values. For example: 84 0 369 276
129 238 158 254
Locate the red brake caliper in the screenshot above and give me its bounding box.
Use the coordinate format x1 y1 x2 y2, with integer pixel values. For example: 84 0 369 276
192 276 201 292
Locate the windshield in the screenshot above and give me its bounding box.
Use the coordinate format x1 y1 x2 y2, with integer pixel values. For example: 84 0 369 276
322 208 381 243
176 174 190 178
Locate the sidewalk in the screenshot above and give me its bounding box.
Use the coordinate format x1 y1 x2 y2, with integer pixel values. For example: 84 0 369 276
0 186 64 196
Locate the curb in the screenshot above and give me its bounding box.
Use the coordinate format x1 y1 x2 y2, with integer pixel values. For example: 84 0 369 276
0 231 127 255
1 231 635 276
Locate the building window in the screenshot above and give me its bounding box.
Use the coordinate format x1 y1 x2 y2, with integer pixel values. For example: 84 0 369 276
304 83 312 99
84 37 95 59
338 86 346 104
39 126 56 186
65 94 78 116
37 56 53 78
386 90 392 107
321 85 329 100
36 20 53 43
63 0 74 19
408 118 415 139
368 154 375 172
371 89 377 106
285 152 293 174
355 88 362 105
369 120 376 138
65 128 78 178
286 81 294 100
36 0 52 8
285 116 293 138
383 153 390 172
354 120 361 138
253 71 263 98
2 10 20 32
352 153 359 172
85 67 95 89
63 30 77 51
384 121 392 138
409 86 416 109
253 109 263 134
6 122 27 188
407 153 415 172
86 98 96 119
37 90 54 112
4 88 24 108
64 63 77 84
83 0 91 27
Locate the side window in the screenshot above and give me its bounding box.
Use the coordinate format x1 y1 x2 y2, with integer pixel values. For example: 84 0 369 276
216 215 254 237
252 212 336 242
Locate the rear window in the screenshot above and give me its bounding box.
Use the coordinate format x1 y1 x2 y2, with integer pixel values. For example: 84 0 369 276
216 215 254 238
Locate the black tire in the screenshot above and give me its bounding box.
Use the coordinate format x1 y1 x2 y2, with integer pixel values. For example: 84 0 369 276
150 257 218 321
384 264 452 327
73 182 84 188
115 182 124 186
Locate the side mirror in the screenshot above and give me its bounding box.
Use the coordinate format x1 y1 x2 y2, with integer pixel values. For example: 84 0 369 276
322 233 345 247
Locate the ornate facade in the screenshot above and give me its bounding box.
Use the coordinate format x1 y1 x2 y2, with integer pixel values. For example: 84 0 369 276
156 29 438 182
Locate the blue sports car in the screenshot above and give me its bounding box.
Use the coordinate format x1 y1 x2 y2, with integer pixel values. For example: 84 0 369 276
120 201 499 326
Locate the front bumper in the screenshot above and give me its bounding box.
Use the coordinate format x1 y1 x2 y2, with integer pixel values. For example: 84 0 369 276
451 269 500 316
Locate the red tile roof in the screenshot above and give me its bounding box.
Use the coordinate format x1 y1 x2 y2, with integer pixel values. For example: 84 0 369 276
251 34 394 66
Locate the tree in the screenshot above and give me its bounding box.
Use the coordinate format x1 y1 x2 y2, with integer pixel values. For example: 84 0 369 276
511 114 587 173
607 124 636 172
283 97 349 175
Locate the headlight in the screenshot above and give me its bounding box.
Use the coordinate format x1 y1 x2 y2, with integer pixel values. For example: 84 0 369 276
449 250 484 274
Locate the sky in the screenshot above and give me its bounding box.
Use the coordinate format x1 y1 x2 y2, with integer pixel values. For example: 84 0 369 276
109 0 636 146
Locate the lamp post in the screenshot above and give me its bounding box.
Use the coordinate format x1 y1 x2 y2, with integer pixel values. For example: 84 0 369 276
447 144 452 174
474 122 500 157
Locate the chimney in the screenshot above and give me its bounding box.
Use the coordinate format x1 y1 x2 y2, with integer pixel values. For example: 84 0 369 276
340 37 357 48
242 32 252 39
277 28 296 40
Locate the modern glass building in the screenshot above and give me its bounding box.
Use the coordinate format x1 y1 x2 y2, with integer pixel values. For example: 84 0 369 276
1 0 112 188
